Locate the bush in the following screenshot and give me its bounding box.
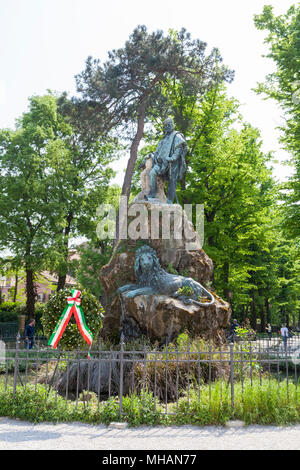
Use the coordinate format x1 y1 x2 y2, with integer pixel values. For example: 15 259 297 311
132 333 229 401
0 301 20 313
1 378 300 426
0 302 24 322
41 288 104 350
0 302 45 336
0 311 19 322
0 383 164 426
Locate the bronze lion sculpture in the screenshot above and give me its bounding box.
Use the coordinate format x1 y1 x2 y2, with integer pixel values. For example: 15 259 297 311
118 245 214 307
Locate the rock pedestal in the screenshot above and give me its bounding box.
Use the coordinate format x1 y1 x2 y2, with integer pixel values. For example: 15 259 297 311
99 201 231 345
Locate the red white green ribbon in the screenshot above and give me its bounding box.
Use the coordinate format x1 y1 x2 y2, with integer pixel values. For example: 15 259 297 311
48 289 93 357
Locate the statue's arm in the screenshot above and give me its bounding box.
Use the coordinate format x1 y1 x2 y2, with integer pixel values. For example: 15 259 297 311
167 135 186 163
152 141 163 164
167 145 183 163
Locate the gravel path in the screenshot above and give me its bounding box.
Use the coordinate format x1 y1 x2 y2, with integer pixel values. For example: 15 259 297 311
1 418 300 450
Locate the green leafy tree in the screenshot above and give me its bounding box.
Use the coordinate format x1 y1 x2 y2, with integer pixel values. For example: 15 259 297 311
0 94 116 316
136 83 282 329
76 26 234 208
254 5 300 238
73 185 121 299
48 94 117 290
0 96 67 317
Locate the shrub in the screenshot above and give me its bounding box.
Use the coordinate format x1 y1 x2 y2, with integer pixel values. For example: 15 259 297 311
0 311 19 323
176 286 194 297
2 378 300 426
0 302 24 322
41 288 104 350
0 302 46 336
0 383 164 426
0 301 20 313
131 333 229 401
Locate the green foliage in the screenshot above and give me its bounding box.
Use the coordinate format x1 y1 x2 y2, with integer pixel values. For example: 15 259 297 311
0 302 45 335
76 27 233 200
235 326 252 340
141 82 286 327
0 93 117 316
73 185 121 298
254 5 300 239
2 379 300 426
176 286 194 297
0 383 164 426
0 302 20 313
41 288 104 350
72 242 113 299
167 263 178 275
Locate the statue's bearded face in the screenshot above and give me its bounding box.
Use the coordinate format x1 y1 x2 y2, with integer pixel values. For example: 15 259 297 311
163 119 174 134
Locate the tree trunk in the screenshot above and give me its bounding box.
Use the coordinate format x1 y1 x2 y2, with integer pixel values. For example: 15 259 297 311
115 100 147 244
57 274 67 291
250 288 257 330
280 306 287 326
121 100 147 201
258 289 265 333
13 272 18 302
259 303 265 334
223 261 231 304
265 297 271 324
245 305 249 324
57 212 73 291
241 305 246 323
26 268 36 319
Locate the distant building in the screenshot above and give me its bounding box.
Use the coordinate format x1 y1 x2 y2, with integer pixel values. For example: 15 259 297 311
0 271 76 304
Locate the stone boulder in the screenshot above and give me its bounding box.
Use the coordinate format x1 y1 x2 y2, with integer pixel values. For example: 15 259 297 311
99 201 231 344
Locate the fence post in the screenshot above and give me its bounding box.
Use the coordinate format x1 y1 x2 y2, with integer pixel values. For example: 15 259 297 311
119 336 124 418
230 342 234 409
13 334 20 399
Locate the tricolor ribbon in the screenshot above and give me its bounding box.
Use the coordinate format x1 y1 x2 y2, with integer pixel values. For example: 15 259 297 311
48 289 93 358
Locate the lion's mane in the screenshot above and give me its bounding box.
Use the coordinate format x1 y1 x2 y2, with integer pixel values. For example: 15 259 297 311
134 245 170 291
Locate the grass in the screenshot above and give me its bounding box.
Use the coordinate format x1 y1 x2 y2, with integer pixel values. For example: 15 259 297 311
1 378 300 427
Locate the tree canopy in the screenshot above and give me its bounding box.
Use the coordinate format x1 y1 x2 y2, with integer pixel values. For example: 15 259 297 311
0 94 116 316
254 4 300 239
75 26 234 204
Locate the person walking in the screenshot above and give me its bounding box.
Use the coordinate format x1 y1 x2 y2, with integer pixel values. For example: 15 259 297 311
280 323 289 352
230 319 239 343
266 323 272 340
24 319 35 350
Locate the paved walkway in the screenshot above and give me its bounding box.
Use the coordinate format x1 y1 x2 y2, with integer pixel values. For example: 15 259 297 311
1 418 300 450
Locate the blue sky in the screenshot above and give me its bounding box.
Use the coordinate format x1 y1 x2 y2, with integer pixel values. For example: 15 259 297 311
0 0 297 184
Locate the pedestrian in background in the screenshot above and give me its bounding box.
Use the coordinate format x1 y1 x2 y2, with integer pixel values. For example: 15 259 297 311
266 323 272 340
230 319 239 343
280 323 289 352
25 319 35 350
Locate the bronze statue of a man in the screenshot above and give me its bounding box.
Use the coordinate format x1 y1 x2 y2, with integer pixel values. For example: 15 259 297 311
147 118 187 204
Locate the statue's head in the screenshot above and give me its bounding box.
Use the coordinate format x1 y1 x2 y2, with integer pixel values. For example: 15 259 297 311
134 245 161 283
163 117 175 135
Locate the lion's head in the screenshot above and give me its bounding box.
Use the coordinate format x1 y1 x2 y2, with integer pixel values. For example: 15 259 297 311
134 245 165 287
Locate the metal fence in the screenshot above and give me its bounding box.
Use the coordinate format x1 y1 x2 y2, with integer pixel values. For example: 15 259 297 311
1 335 300 417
